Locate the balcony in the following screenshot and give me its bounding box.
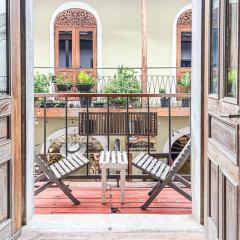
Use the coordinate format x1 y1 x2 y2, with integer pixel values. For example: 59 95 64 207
34 66 191 214
34 91 191 214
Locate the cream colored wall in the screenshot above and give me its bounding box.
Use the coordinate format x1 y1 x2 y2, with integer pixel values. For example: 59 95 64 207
34 0 191 69
35 116 189 175
35 117 190 153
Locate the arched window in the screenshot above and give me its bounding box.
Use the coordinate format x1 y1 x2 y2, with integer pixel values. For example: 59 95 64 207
176 9 192 85
54 8 97 80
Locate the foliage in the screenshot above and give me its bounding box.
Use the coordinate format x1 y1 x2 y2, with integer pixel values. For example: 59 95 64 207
178 72 191 93
55 75 72 85
103 66 141 105
34 72 50 93
159 87 166 93
76 71 96 85
227 69 237 83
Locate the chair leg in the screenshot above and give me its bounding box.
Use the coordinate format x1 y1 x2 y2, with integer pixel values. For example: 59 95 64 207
141 181 167 209
55 179 80 205
148 181 162 196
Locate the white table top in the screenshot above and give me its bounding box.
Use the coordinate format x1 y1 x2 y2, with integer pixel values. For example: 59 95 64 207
99 151 128 166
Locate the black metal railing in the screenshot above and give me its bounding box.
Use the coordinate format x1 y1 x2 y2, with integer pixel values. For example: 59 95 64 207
34 92 191 180
34 67 191 107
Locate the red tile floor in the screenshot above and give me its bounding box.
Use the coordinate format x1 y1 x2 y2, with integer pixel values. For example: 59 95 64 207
35 182 192 215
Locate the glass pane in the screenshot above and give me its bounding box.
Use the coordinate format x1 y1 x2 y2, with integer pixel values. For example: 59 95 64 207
79 32 93 68
59 31 72 68
210 0 220 94
225 0 239 98
0 0 7 95
181 32 192 67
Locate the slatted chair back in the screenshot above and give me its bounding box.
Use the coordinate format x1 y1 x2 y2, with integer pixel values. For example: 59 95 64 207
167 139 191 179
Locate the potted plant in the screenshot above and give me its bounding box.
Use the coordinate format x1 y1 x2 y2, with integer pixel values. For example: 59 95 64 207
93 99 105 108
34 72 50 106
76 71 96 107
55 75 72 92
178 72 191 107
103 66 141 107
227 68 237 97
55 101 66 108
159 87 169 107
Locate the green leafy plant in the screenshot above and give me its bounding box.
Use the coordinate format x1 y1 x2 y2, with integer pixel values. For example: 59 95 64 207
227 68 237 97
178 72 191 93
34 72 50 93
55 75 72 85
76 71 96 85
227 68 237 83
103 66 141 105
159 87 166 93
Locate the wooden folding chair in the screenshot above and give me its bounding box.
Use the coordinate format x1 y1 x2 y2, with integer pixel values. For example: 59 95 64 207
35 152 89 205
132 139 191 209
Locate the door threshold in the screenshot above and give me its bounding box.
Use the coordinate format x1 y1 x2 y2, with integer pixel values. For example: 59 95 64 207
20 214 204 233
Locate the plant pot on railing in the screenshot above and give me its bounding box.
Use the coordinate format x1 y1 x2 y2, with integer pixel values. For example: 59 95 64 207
54 75 73 92
177 72 191 108
93 101 105 108
56 84 72 92
159 88 169 107
160 98 169 107
182 98 190 107
55 101 66 108
76 71 96 108
80 96 92 108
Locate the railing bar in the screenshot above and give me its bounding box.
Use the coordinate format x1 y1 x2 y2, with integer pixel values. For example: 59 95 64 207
168 97 172 165
65 97 68 158
33 66 183 70
126 97 130 176
147 97 150 154
107 97 110 151
35 93 191 98
86 97 89 175
43 97 47 161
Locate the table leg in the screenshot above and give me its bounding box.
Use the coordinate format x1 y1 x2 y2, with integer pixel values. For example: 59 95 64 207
120 168 126 204
101 166 107 204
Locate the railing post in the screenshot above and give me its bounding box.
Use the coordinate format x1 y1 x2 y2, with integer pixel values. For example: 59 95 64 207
168 97 172 165
107 97 110 151
65 97 68 158
86 96 89 175
43 97 47 161
147 96 150 154
126 97 130 176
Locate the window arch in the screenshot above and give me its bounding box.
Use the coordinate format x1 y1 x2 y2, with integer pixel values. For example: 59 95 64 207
54 8 97 81
176 9 192 91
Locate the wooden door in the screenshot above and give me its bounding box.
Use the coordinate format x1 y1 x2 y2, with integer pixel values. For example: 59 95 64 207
176 9 192 93
54 8 98 84
204 0 240 239
0 0 24 238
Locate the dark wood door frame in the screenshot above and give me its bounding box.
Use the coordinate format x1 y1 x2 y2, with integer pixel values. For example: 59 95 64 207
203 0 240 239
0 0 28 238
